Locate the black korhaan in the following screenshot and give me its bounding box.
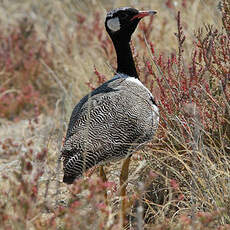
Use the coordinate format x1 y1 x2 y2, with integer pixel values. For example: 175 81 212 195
61 7 159 184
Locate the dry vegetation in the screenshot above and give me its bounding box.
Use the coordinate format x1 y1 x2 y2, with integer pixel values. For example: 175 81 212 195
0 0 229 229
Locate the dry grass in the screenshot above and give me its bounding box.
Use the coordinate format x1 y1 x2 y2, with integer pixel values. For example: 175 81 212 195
0 0 229 229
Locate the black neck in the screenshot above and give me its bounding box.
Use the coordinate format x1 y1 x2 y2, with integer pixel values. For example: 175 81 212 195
113 39 139 79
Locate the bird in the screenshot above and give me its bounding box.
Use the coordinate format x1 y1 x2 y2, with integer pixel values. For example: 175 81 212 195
61 6 159 223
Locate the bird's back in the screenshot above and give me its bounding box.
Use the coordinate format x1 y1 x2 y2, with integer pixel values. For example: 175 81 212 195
61 74 159 183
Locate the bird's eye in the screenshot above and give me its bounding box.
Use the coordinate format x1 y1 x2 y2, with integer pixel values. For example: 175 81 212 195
119 12 128 20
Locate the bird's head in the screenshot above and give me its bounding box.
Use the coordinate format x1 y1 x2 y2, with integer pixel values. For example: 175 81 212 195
105 7 157 42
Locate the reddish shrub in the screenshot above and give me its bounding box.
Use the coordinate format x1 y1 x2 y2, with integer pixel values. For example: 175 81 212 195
0 18 54 120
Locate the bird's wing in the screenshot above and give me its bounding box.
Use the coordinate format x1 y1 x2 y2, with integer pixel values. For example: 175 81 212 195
61 90 124 164
65 77 123 140
61 76 158 162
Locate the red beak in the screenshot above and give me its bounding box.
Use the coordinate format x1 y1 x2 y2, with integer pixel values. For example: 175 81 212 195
131 10 157 20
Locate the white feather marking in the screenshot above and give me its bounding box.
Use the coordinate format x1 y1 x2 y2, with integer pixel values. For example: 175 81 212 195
107 17 120 32
126 77 160 118
152 104 160 118
126 77 144 87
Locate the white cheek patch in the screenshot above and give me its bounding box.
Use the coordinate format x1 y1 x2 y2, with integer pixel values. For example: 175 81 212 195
107 17 120 32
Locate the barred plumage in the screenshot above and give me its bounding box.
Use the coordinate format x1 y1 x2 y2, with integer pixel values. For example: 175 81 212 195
61 75 159 183
61 7 159 184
